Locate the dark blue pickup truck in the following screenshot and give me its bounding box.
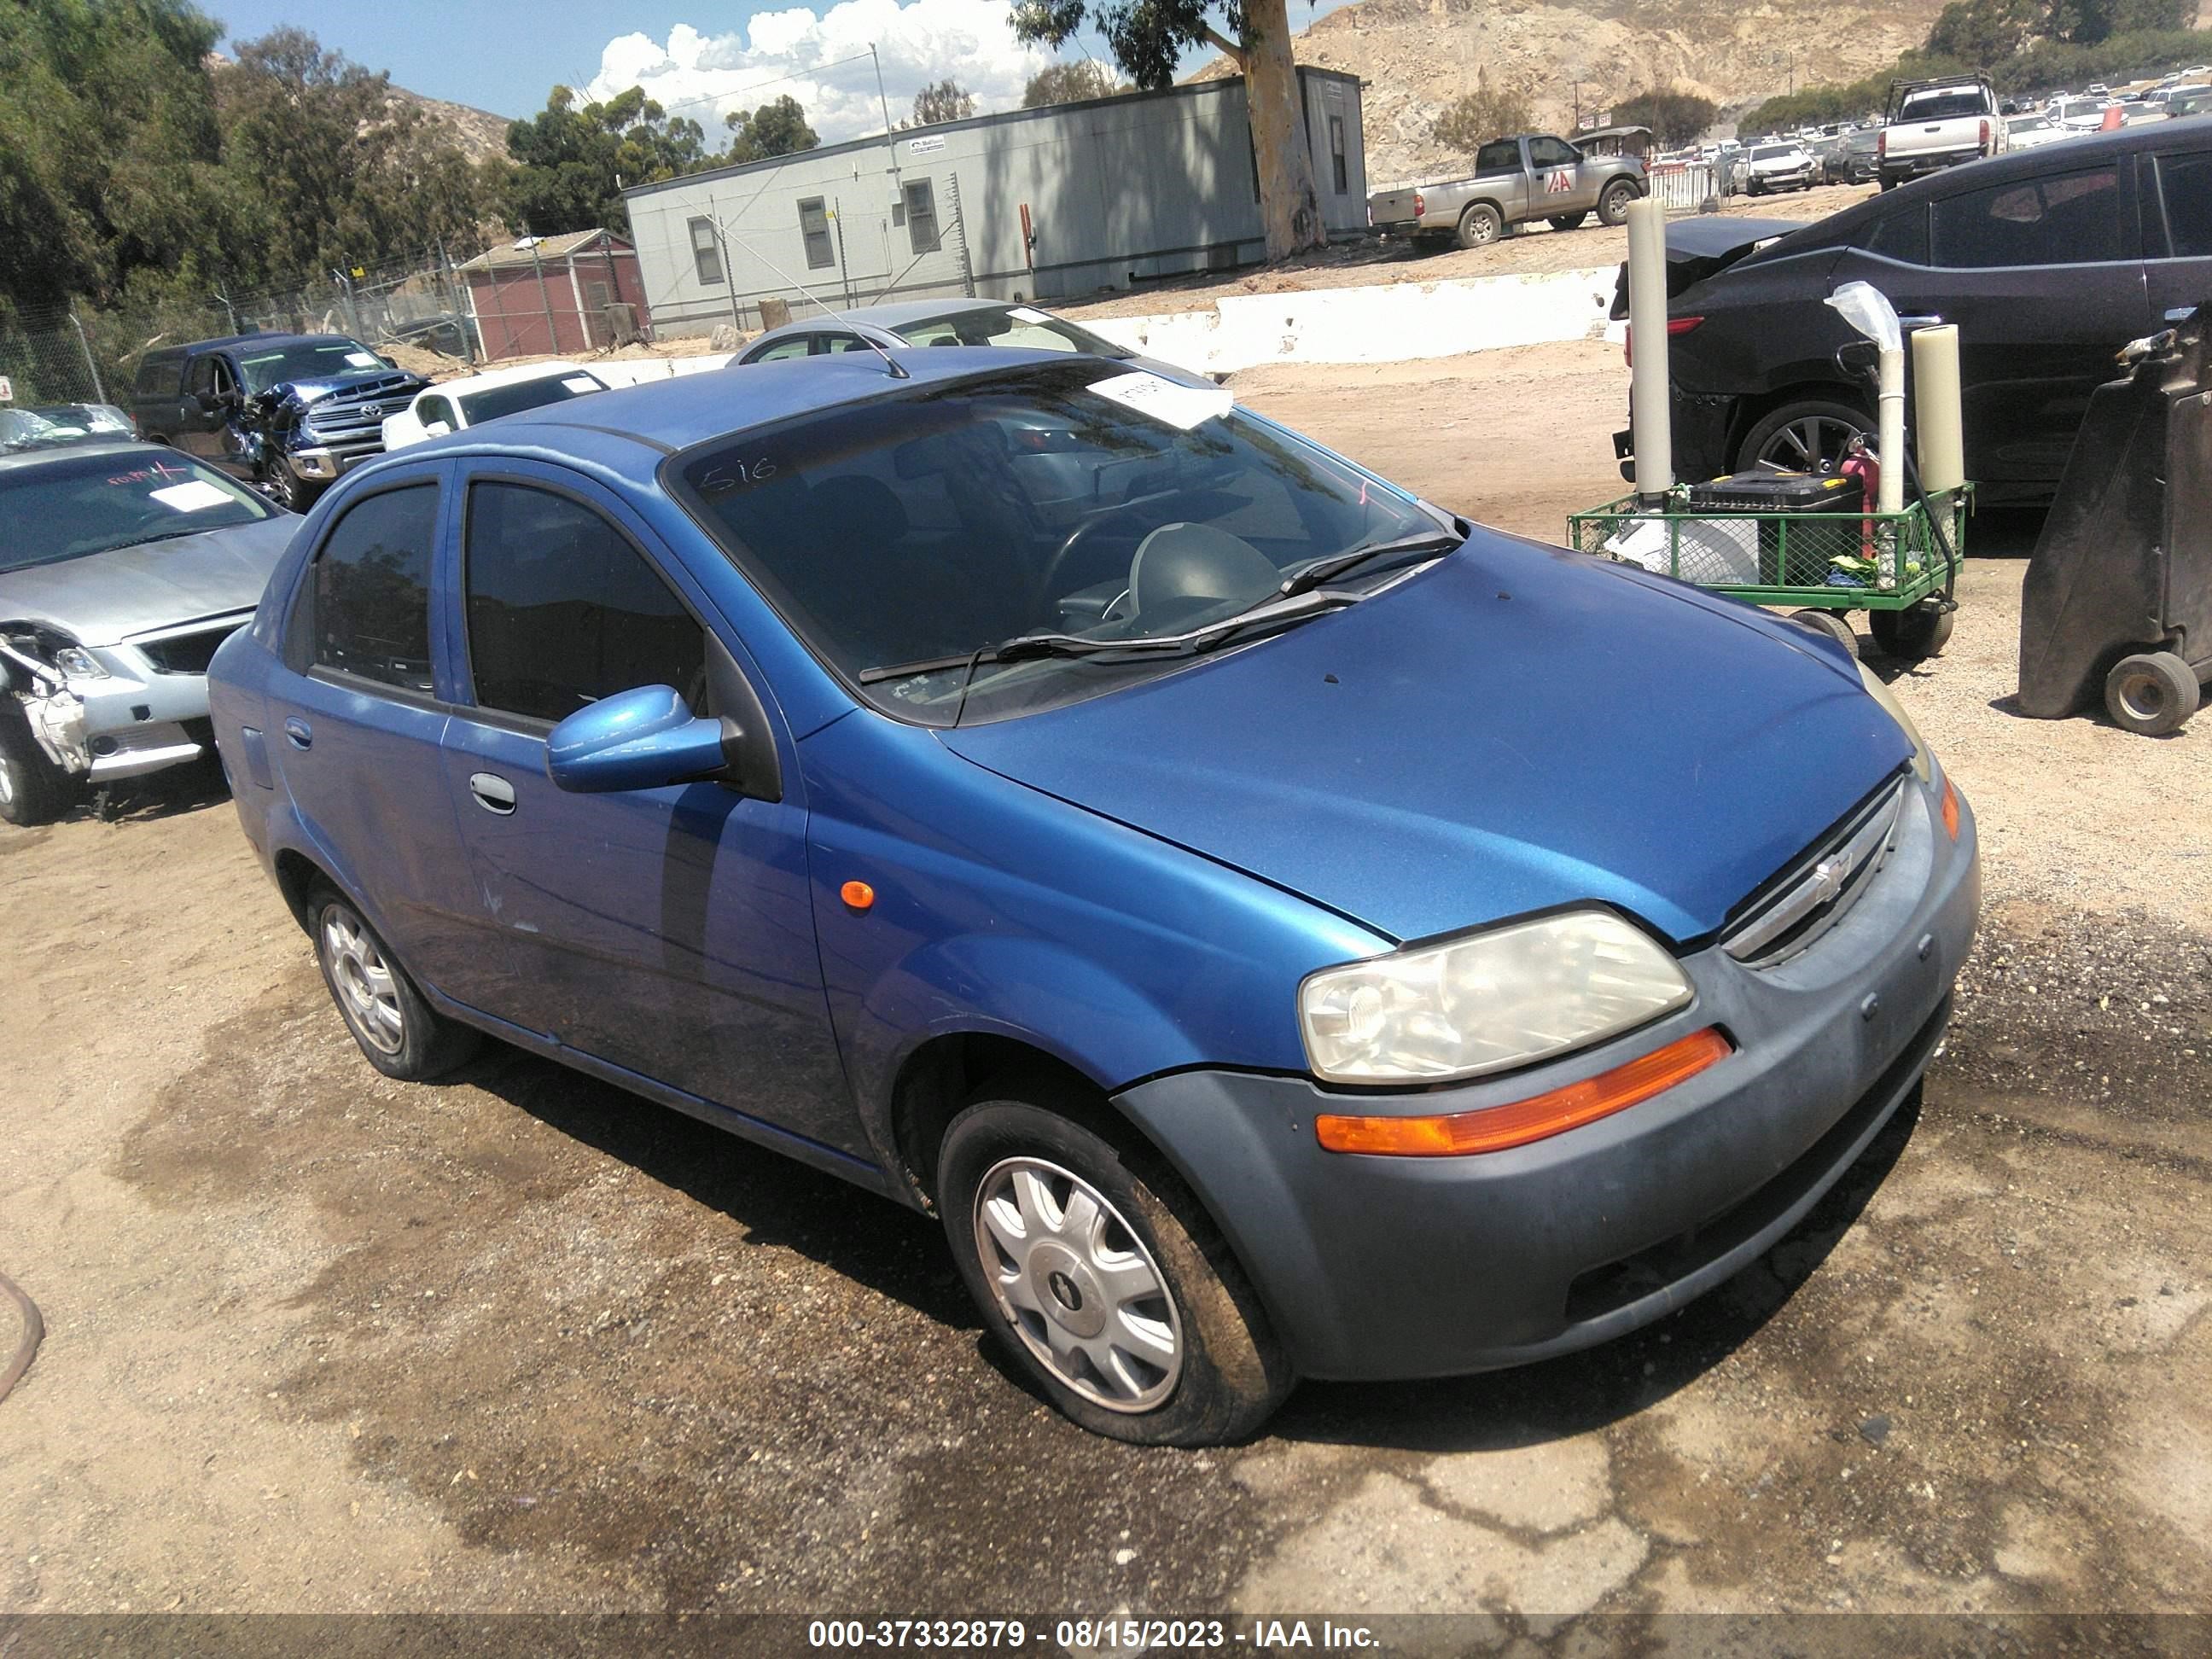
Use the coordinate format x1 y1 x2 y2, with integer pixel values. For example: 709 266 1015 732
129 332 427 510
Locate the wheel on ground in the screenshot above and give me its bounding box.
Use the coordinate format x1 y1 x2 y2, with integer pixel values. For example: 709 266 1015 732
1736 399 1871 475
308 883 479 1079
1454 202 1504 249
262 459 322 514
1747 180 1764 196
1790 608 1860 654
1548 210 1589 231
1868 602 1954 660
1880 177 1898 192
2103 650 2201 736
939 1095 1293 1446
0 698 77 827
1598 179 1639 225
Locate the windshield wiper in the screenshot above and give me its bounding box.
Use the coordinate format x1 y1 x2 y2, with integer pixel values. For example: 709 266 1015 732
1277 527 1465 600
859 630 1196 686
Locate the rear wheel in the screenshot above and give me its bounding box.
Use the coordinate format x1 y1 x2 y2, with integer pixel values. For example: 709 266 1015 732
1549 210 1589 230
1736 399 1871 476
308 884 480 1079
0 700 75 827
939 1095 1292 1446
2104 650 2201 736
1869 602 1954 660
1455 202 1504 249
1598 179 1639 225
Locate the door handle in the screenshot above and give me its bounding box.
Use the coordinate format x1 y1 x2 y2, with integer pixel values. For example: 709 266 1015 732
468 772 517 815
282 717 311 749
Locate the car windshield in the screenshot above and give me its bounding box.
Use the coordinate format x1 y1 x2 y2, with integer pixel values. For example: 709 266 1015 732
459 371 603 425
2010 116 2052 131
891 306 1131 358
0 451 276 572
673 360 1450 726
234 339 387 393
1902 90 1988 119
0 409 74 454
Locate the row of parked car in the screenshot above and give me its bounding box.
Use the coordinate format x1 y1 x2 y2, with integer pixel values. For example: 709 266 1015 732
0 278 1981 1447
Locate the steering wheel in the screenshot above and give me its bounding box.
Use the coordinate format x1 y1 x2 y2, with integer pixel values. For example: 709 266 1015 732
1033 506 1151 620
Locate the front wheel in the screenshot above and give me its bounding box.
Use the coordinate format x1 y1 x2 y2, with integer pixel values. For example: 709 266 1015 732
940 1097 1292 1446
1598 179 1639 225
1869 602 1954 660
0 699 76 827
1454 202 1504 249
262 457 323 515
2104 650 2201 736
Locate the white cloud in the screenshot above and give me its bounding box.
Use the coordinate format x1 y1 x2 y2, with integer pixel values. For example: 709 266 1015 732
585 2 1062 146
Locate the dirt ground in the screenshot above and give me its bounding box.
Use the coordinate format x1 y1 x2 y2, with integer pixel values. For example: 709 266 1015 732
3 338 2209 1635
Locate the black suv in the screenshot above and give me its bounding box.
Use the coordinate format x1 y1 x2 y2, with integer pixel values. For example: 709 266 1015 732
130 333 427 510
1614 124 2212 499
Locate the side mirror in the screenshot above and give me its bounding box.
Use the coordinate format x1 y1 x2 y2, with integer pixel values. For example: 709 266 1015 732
545 685 730 794
422 420 451 437
195 391 222 414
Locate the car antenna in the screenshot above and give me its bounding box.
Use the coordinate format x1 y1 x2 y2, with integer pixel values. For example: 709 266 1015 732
711 214 910 380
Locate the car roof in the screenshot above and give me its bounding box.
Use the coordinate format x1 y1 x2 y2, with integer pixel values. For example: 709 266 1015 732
745 296 1023 348
380 346 1075 469
0 439 176 475
177 331 358 355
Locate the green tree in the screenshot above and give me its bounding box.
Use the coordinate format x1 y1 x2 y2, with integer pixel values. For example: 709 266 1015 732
725 94 818 161
1432 77 1534 154
912 78 976 125
1924 0 2045 62
506 84 709 235
1010 0 1324 259
1022 60 1123 106
1606 86 1720 146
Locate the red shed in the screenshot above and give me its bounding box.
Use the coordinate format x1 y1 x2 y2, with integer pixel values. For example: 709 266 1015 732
459 230 651 362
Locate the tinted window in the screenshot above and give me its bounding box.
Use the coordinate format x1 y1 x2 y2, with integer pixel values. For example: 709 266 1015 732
463 482 707 723
751 337 813 362
311 486 437 693
1865 205 1930 264
134 352 183 397
1932 166 2122 267
2156 149 2212 254
461 372 602 424
1475 140 1522 174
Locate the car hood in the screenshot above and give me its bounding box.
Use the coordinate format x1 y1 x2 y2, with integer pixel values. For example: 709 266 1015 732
0 513 296 644
942 534 1912 946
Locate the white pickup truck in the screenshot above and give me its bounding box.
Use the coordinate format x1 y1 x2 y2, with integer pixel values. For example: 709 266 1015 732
1878 76 2009 189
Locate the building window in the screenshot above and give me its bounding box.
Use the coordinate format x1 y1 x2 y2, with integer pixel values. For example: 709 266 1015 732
690 217 723 286
904 179 940 254
1329 115 1348 195
800 198 835 270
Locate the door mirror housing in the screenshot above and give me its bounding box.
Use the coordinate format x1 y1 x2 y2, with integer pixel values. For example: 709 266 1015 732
545 685 731 794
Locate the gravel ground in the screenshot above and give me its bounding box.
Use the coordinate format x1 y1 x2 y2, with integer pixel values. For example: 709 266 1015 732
2 340 2208 1635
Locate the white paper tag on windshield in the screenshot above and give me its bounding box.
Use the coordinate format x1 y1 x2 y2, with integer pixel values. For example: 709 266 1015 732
345 352 381 369
149 480 234 512
562 375 599 393
1007 306 1051 323
1086 371 1232 431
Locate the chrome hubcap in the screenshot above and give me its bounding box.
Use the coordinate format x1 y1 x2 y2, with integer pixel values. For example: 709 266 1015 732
322 905 405 1055
973 1156 1182 1413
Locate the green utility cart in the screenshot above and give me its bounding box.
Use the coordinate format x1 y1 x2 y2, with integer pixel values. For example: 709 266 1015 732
1568 480 1968 660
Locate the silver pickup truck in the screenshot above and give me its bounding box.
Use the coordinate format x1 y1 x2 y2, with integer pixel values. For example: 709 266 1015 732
1368 133 1646 248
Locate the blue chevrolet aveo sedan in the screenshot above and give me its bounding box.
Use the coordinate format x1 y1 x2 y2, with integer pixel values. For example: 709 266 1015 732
208 347 1978 1444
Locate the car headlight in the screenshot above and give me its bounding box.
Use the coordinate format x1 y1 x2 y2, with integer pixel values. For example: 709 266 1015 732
1299 910 1695 1086
54 646 108 680
1855 660 1933 782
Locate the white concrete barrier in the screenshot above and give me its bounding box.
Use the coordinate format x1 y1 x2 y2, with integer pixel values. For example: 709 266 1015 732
588 352 734 388
1086 269 1626 376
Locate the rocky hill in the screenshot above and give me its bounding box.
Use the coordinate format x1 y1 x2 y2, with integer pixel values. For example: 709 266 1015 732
1199 0 1952 185
391 86 511 164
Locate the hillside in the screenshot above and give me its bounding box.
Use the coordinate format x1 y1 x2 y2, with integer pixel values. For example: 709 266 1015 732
1198 0 1950 185
390 86 511 163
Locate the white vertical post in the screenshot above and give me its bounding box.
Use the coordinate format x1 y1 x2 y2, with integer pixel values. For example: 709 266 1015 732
1626 195 1673 503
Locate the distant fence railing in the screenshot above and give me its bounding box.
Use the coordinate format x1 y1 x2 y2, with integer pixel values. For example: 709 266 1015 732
1645 161 1725 214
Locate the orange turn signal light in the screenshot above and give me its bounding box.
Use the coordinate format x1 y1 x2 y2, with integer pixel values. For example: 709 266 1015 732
1940 775 1960 841
840 880 876 911
1315 1027 1733 1157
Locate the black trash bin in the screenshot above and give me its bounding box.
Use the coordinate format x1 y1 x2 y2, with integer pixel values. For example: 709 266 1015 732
2019 311 2212 736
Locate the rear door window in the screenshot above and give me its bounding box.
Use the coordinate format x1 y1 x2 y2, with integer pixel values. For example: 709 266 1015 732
1931 165 2122 267
307 485 438 693
1864 206 1930 265
462 480 708 724
2152 148 2212 254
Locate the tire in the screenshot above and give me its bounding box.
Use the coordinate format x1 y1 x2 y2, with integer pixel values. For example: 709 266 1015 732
0 698 75 828
262 457 322 515
1454 202 1504 249
1747 180 1764 196
1549 211 1589 230
307 883 480 1080
1735 398 1871 475
2103 650 2201 736
940 1095 1293 1447
1880 176 1899 192
1868 602 1955 660
1597 180 1639 227
1790 608 1860 655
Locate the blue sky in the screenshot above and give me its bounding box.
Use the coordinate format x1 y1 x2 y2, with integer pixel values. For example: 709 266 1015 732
201 1 1293 127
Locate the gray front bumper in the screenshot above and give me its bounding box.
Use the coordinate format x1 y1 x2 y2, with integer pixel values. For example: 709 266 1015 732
1115 772 1980 1382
